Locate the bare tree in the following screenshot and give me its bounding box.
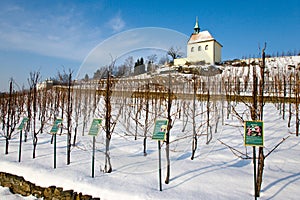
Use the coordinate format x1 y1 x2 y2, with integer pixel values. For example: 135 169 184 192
256 43 266 196
0 93 8 132
165 73 173 184
73 81 82 146
295 68 299 136
167 47 184 62
158 55 170 65
143 82 150 156
191 75 199 160
66 72 73 165
147 54 158 64
288 73 293 127
38 86 49 134
28 71 41 159
4 80 21 154
124 56 134 74
104 61 116 173
4 80 13 154
49 87 58 144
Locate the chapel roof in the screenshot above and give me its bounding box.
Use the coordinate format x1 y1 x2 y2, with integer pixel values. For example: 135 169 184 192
188 30 214 44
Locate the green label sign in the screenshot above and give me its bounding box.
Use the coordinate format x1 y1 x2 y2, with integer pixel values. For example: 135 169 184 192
89 119 102 136
152 119 168 140
244 121 264 147
17 117 28 130
50 119 63 134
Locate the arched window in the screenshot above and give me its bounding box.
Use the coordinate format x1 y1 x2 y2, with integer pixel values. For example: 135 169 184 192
198 46 201 51
205 45 208 50
191 47 194 52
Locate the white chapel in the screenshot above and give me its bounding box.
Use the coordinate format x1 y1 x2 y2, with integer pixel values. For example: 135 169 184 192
175 18 222 65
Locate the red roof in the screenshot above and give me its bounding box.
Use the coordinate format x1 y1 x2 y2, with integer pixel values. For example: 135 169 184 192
188 31 214 44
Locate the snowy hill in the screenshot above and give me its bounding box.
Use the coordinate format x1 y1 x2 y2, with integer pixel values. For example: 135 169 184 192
1 56 300 200
1 103 299 200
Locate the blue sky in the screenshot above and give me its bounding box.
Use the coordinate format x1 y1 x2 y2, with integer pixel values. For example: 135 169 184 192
0 0 299 91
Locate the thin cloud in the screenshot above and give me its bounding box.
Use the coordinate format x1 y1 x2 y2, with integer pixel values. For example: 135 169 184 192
5 4 24 12
108 12 126 33
0 2 103 62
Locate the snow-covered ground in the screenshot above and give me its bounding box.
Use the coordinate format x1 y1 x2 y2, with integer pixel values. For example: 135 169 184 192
0 186 38 200
1 102 300 200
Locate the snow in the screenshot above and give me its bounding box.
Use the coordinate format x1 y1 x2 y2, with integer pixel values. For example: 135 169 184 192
0 186 38 200
1 102 300 200
1 56 300 199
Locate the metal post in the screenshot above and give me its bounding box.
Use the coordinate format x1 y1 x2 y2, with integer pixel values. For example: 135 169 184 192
253 146 257 199
158 141 162 191
92 136 95 178
54 134 57 169
18 130 22 162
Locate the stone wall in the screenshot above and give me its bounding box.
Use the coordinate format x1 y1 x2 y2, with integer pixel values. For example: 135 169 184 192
0 171 100 200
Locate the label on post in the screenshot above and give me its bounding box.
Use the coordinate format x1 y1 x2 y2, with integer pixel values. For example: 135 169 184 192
17 117 28 130
244 121 264 147
152 119 168 141
89 119 102 136
50 119 63 134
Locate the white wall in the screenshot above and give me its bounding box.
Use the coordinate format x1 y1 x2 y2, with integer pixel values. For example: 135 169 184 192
187 40 216 64
214 42 222 63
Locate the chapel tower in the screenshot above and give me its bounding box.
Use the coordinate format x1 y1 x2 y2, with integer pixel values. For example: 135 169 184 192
175 18 222 65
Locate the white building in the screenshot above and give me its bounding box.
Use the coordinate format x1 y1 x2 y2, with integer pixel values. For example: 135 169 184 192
37 80 53 90
175 18 222 65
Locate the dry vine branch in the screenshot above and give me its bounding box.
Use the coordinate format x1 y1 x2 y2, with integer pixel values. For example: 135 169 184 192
218 134 291 160
265 135 290 158
230 105 246 124
217 139 251 159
